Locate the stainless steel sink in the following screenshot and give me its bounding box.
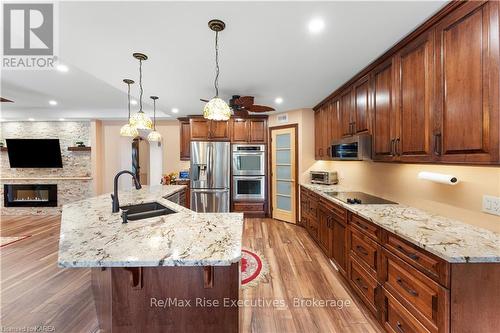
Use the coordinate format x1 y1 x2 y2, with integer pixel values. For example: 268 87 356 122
119 202 176 223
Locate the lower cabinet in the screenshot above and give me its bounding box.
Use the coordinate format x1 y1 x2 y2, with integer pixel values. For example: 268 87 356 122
232 201 265 217
299 185 499 333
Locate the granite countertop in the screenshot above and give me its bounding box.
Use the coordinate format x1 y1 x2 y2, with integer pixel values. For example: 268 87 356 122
58 185 243 268
301 183 500 263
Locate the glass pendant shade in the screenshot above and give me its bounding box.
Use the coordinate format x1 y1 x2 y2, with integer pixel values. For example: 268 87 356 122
129 111 153 130
147 130 162 142
120 123 139 137
203 97 231 121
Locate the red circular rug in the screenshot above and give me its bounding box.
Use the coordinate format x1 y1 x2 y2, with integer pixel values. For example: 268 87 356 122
241 249 268 288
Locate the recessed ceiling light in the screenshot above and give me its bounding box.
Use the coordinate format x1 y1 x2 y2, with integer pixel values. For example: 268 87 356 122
275 97 283 104
28 118 35 121
56 64 69 72
130 99 138 105
59 118 65 121
49 100 58 106
171 108 179 114
308 18 325 34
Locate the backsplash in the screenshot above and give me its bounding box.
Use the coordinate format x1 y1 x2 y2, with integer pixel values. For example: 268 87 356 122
0 121 93 215
307 160 500 232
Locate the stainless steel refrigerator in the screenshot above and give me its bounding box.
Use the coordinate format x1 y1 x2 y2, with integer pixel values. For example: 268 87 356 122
190 141 230 212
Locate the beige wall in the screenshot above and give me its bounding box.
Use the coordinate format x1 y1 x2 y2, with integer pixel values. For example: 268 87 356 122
268 108 316 183
310 161 500 232
97 120 189 193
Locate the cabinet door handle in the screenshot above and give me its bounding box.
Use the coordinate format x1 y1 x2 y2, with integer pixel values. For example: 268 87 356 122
396 138 401 156
433 133 442 156
355 245 368 256
396 245 420 261
396 277 419 297
327 146 331 158
396 321 405 333
355 277 368 290
390 139 395 156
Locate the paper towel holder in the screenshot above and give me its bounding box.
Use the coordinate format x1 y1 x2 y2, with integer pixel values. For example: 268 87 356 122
418 171 459 185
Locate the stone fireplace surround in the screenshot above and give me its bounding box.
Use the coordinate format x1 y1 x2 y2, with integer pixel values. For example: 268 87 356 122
0 121 93 215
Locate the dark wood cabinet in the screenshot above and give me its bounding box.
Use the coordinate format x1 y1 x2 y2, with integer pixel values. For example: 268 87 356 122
395 30 435 162
331 216 347 275
313 0 500 165
230 117 267 143
353 75 370 134
190 118 210 140
189 118 230 141
317 202 332 255
231 118 248 142
340 89 354 137
210 120 230 140
434 1 499 164
372 58 396 161
314 109 323 159
248 118 266 143
179 118 190 160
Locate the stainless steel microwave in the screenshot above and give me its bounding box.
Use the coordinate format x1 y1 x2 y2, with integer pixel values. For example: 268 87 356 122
331 134 372 160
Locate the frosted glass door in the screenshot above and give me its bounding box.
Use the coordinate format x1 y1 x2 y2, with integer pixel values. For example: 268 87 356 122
271 127 296 223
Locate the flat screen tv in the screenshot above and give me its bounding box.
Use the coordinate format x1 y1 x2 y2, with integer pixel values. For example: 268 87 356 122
6 139 63 168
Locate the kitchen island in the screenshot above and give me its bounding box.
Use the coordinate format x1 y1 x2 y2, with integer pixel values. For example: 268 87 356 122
58 185 243 333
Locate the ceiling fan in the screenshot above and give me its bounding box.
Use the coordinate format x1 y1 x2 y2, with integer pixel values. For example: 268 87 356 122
200 95 275 117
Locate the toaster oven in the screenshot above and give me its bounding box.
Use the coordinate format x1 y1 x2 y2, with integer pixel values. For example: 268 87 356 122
310 171 338 185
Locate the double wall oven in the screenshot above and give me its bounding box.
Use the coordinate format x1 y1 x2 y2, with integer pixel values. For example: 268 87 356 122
232 144 266 201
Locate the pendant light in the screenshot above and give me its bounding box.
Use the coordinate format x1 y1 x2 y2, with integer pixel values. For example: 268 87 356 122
203 19 231 121
129 52 153 129
120 79 139 137
147 96 162 142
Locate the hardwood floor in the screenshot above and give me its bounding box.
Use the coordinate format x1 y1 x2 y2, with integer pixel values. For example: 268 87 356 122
1 215 382 333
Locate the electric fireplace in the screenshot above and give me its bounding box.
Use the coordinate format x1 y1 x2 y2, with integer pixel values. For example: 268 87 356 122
4 184 57 207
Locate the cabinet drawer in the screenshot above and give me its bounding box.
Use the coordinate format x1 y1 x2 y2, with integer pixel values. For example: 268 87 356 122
385 233 449 287
233 202 264 212
320 197 346 221
350 214 380 241
383 251 448 332
350 228 379 277
350 256 379 314
383 290 431 333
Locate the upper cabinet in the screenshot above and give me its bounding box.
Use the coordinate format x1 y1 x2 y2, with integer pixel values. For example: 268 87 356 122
339 89 354 137
372 58 396 161
353 75 370 134
190 118 230 141
230 117 267 143
434 1 499 164
179 118 191 161
313 1 500 165
395 30 435 162
180 116 268 160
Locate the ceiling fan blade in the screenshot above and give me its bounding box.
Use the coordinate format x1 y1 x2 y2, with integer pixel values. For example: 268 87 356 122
246 105 275 113
200 98 209 102
1 97 13 103
235 96 254 108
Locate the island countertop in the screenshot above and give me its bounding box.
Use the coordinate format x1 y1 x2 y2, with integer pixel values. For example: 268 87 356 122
58 185 243 268
301 183 500 263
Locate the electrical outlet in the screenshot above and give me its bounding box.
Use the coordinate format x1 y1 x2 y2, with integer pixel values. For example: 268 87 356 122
482 195 500 216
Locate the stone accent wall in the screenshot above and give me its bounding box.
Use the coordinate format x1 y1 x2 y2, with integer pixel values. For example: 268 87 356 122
0 121 93 215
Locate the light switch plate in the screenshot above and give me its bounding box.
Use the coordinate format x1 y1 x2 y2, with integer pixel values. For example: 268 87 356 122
482 195 500 216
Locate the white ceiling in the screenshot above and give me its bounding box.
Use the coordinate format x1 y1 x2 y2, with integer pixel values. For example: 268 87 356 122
1 1 446 121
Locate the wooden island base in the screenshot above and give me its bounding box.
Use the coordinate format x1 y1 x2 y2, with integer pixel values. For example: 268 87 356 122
91 263 240 333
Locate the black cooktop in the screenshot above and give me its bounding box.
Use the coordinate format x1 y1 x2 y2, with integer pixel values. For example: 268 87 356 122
324 191 397 205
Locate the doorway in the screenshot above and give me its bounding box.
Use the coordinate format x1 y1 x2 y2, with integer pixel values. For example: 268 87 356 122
132 137 150 185
270 124 298 223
